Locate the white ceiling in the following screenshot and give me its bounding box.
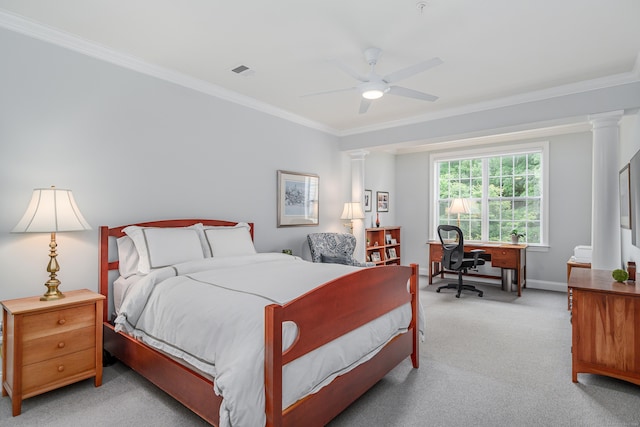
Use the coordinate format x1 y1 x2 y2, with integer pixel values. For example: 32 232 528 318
1 0 639 135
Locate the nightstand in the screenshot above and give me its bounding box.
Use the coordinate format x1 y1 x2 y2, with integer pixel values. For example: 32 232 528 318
1 289 105 416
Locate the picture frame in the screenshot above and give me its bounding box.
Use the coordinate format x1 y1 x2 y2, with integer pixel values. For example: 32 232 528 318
385 234 392 244
277 170 319 227
364 189 372 212
620 163 631 229
370 252 381 262
377 191 389 212
388 248 397 259
390 238 397 245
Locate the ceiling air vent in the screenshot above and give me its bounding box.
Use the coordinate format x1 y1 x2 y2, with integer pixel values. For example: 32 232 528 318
231 65 255 77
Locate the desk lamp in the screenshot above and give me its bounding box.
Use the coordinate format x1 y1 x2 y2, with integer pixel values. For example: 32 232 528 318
340 202 365 234
449 198 470 228
12 186 91 301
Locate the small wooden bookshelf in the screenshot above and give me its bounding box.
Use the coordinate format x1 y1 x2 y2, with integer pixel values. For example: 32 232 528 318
365 226 401 265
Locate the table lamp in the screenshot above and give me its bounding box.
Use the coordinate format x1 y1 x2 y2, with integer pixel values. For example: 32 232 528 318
449 198 470 228
340 202 365 234
12 186 91 301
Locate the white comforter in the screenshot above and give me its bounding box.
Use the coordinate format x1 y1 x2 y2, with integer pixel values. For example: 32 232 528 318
115 253 416 427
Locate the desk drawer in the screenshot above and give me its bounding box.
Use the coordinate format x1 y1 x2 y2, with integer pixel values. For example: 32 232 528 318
430 245 443 260
491 249 518 268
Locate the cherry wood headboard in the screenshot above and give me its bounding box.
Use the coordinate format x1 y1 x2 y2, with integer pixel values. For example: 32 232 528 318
98 219 254 322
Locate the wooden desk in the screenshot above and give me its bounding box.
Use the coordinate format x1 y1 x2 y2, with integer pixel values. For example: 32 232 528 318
569 268 640 385
428 241 527 296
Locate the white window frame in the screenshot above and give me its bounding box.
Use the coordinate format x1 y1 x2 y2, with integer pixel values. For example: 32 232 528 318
429 140 549 246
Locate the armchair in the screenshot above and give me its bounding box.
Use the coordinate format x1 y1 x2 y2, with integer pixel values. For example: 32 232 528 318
307 233 374 267
436 225 485 298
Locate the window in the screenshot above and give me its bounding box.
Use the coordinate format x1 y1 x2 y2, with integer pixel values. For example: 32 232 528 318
431 142 548 245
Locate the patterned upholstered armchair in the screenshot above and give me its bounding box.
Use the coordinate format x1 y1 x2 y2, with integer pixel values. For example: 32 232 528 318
307 233 374 267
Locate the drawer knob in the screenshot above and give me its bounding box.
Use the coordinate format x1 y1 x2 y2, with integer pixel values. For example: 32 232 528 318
58 319 66 325
57 365 65 372
57 342 65 348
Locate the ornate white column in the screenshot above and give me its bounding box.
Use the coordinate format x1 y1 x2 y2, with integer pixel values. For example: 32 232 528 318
589 111 624 270
349 150 368 262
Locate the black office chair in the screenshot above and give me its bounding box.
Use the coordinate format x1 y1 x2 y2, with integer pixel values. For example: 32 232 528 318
436 225 486 298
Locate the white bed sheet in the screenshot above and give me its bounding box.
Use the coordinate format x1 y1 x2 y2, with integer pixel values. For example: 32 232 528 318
115 253 419 427
113 274 143 315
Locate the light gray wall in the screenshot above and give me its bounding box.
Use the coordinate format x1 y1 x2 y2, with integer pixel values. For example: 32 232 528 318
621 113 640 267
363 152 396 229
0 28 348 301
394 132 594 290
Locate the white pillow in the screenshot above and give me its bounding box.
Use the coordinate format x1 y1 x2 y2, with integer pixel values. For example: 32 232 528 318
204 224 256 257
116 236 139 278
123 226 206 274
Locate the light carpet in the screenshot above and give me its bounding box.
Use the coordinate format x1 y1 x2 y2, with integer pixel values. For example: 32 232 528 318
1 278 639 426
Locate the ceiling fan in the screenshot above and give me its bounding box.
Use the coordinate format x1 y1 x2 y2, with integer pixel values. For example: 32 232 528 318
303 47 443 114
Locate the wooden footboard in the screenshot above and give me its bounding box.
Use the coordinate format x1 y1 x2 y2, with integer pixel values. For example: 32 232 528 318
265 263 419 427
100 220 419 427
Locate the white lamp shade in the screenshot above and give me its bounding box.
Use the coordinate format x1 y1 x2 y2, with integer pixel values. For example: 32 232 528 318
341 202 365 220
12 188 91 233
449 198 470 215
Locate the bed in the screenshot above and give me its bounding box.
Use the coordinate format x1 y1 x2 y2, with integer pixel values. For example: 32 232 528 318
99 218 419 427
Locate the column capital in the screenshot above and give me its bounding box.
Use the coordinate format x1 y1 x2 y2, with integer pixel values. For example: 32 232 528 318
589 110 624 129
348 150 369 160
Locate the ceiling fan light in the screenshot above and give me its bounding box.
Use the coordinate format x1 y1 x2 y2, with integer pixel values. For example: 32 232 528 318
362 89 384 100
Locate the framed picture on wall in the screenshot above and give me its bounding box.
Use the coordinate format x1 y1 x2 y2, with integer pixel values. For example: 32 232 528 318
620 163 631 229
364 189 372 212
377 191 389 212
277 170 319 227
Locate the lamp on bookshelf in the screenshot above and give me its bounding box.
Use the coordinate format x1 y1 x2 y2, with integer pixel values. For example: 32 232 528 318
449 198 470 228
340 202 365 234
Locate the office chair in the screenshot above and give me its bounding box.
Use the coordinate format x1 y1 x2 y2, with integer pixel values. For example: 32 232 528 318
436 225 485 298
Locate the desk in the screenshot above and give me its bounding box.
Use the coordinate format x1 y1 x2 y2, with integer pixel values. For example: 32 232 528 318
569 268 640 385
428 241 527 296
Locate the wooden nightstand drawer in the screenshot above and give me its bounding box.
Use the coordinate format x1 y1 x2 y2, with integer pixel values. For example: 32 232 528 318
22 348 96 395
22 305 95 341
23 326 95 365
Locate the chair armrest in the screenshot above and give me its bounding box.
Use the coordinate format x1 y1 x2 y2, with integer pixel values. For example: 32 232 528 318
468 249 485 267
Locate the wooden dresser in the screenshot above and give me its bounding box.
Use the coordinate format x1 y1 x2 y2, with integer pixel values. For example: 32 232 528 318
568 268 640 385
1 289 104 416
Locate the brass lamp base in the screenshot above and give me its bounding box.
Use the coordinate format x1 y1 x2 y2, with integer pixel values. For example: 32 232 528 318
343 221 354 234
41 232 65 301
41 279 64 301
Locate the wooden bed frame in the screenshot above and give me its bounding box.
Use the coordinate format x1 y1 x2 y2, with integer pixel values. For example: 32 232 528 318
99 219 419 427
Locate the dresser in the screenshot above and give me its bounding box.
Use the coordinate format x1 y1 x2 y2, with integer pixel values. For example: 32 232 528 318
568 268 640 385
1 289 104 416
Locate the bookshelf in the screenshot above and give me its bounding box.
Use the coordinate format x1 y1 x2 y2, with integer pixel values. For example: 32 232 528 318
365 226 401 265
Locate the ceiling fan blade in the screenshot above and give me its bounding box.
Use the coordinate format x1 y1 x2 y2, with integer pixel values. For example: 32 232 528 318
300 87 356 97
359 98 372 114
388 86 439 102
330 59 368 82
383 57 443 84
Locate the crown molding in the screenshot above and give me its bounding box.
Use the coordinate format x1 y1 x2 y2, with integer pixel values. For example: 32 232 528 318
2 10 637 141
0 10 338 135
